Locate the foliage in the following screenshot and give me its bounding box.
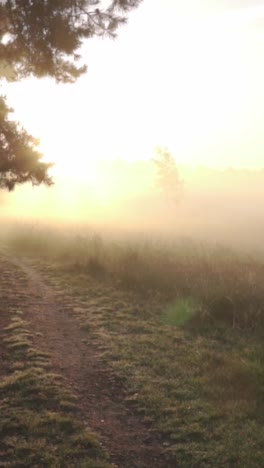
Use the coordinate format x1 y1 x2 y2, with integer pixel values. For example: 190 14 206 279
162 297 201 326
0 0 142 190
0 0 142 83
0 97 53 190
152 146 183 202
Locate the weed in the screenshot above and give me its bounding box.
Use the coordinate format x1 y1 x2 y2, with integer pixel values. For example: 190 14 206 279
162 297 202 326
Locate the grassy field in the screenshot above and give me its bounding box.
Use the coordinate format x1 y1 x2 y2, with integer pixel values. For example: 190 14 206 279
7 224 264 330
3 225 264 466
0 311 111 467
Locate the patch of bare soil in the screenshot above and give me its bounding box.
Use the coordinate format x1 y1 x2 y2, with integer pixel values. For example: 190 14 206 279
0 253 172 468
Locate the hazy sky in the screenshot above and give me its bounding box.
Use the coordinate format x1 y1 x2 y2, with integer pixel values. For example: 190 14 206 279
3 0 264 172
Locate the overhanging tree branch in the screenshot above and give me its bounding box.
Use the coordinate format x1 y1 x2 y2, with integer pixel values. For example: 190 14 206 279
0 0 142 190
0 97 53 191
0 0 142 83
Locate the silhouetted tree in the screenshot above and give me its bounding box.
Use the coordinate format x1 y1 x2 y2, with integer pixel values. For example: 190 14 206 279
152 147 183 203
0 0 142 190
0 97 53 190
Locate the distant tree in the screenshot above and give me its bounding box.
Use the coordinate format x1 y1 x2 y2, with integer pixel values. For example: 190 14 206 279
152 146 183 203
0 0 142 190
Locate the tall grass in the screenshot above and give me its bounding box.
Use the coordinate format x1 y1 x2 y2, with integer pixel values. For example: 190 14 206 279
3 223 264 466
5 223 264 331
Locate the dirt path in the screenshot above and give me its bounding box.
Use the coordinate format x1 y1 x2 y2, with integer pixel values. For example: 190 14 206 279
0 253 170 468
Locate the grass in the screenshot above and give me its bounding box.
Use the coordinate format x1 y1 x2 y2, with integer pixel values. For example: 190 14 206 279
0 311 110 467
7 224 264 331
162 297 202 326
30 263 264 467
4 225 264 465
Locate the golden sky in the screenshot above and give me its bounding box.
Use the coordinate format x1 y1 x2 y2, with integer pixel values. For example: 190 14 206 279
3 0 264 172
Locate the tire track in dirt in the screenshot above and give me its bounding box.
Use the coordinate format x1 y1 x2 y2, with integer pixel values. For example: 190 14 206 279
0 253 172 468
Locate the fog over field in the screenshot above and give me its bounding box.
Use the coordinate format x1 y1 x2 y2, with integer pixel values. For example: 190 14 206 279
1 159 264 255
2 0 264 256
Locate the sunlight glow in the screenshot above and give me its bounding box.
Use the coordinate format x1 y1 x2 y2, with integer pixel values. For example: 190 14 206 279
3 0 264 191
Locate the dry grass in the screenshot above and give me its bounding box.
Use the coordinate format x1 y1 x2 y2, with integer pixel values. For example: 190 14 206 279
4 225 264 466
8 225 264 331
33 264 264 467
0 311 110 467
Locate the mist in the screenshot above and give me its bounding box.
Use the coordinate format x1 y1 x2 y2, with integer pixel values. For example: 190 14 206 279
1 158 264 256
